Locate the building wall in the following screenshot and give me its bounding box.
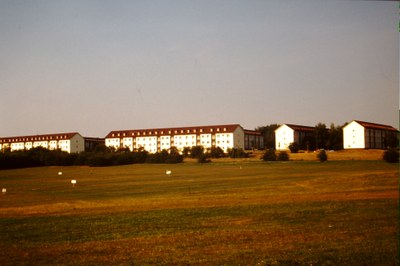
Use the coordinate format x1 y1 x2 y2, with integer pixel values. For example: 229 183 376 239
136 136 158 153
105 138 120 150
275 125 294 150
0 133 86 153
159 136 171 151
233 127 245 151
105 125 245 154
200 134 212 149
69 134 85 153
343 121 365 149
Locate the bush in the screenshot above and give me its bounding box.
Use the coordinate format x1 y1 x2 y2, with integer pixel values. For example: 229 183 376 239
227 148 248 158
208 147 225 158
262 149 276 161
317 149 328 162
288 142 299 153
197 154 211 163
277 151 289 161
383 149 399 163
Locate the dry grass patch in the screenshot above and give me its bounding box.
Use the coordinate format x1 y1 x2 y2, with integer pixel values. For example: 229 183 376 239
0 161 398 265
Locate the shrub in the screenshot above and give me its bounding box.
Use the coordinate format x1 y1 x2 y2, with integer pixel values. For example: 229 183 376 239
277 151 289 161
208 147 225 158
197 154 211 163
228 148 248 158
262 149 276 161
317 149 328 162
288 142 299 153
383 149 399 163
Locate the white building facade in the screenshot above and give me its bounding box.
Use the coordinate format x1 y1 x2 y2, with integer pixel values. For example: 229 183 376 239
343 120 398 149
105 124 258 153
0 133 101 153
275 124 315 150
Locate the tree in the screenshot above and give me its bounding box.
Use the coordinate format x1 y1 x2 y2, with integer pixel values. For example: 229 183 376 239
182 147 191 158
255 124 280 149
326 123 343 150
190 146 204 159
314 123 329 150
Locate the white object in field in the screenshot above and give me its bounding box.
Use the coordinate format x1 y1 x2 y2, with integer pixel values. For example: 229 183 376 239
166 170 172 176
58 172 62 175
2 188 6 193
71 180 77 185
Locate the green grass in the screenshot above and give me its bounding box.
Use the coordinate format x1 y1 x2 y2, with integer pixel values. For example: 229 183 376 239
0 160 398 265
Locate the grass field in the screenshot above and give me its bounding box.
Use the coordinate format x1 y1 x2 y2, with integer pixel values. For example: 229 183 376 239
0 156 398 265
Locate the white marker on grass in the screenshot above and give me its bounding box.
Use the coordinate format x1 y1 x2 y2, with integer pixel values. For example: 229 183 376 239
71 180 77 187
166 170 172 176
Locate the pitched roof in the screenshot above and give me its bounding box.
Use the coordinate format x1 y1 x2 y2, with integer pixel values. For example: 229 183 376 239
105 124 242 138
353 120 398 132
244 129 262 136
283 124 315 132
0 132 81 143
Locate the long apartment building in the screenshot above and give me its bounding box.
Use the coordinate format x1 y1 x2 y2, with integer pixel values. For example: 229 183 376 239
0 132 104 153
105 124 263 153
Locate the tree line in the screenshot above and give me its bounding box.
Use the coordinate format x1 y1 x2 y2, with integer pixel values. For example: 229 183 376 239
0 145 183 169
0 144 252 169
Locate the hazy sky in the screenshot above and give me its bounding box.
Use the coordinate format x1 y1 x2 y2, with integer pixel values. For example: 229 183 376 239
0 0 398 137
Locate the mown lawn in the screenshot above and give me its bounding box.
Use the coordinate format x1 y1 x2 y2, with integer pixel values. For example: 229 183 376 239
0 160 398 265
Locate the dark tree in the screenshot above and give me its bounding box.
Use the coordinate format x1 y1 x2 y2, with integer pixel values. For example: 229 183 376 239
326 123 343 150
190 146 204 159
255 124 280 149
314 123 329 150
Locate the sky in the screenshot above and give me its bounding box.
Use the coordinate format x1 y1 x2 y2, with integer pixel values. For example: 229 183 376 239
0 0 398 137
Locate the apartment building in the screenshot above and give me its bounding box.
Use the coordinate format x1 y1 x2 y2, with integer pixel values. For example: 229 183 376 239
0 133 104 153
105 124 263 153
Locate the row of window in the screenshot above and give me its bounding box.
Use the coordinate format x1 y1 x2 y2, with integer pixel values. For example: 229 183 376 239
111 128 231 138
0 135 71 143
108 134 231 142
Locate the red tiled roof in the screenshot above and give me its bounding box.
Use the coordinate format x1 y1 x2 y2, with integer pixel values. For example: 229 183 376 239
105 124 242 138
244 129 262 136
0 132 81 143
353 120 398 132
284 124 315 132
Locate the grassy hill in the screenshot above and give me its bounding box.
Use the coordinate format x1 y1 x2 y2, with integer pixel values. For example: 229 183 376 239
0 159 398 265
